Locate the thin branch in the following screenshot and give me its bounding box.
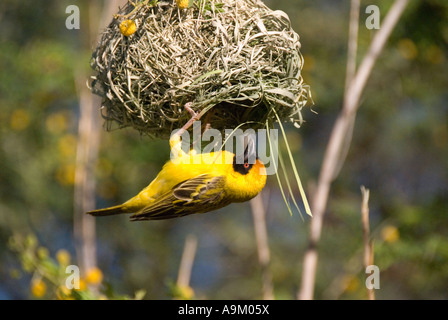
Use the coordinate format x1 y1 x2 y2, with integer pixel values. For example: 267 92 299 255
345 0 409 115
361 186 371 269
73 0 128 280
345 0 361 96
361 186 375 300
298 0 409 300
333 0 360 179
176 234 198 289
73 0 102 275
320 187 373 300
250 191 274 300
73 76 101 274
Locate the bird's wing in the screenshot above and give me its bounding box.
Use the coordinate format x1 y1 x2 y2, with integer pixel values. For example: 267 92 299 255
130 174 229 221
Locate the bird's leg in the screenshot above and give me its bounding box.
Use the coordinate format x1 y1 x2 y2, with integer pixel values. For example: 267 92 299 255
170 102 200 158
191 122 211 156
176 102 199 137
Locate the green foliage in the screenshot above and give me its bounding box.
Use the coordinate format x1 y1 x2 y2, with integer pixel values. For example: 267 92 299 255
9 233 146 300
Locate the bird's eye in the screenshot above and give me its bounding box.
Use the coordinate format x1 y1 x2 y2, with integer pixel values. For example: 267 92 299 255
244 162 250 169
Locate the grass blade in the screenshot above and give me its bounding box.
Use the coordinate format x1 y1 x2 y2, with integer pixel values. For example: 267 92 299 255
272 109 312 217
266 119 293 216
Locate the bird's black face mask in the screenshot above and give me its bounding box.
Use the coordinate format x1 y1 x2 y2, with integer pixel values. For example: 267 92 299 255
233 134 256 175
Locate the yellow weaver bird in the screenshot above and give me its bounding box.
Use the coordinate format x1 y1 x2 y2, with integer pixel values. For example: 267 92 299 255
87 105 266 221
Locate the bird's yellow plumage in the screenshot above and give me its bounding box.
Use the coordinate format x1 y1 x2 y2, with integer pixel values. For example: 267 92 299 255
87 140 266 221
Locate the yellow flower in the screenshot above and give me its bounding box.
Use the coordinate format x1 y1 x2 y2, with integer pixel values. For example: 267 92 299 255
398 38 418 60
31 279 47 298
46 112 68 134
120 20 137 37
56 249 71 266
176 285 194 300
56 285 73 300
85 267 103 285
381 225 400 243
176 0 190 9
56 163 76 186
10 109 30 131
425 45 444 65
74 278 87 291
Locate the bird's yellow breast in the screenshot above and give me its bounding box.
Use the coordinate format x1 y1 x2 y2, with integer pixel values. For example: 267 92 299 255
123 150 266 211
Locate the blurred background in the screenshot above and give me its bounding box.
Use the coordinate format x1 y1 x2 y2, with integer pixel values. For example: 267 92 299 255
0 0 447 299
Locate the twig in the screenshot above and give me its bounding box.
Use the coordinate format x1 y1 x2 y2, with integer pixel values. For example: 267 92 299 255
345 0 360 97
361 186 375 300
73 75 101 275
176 234 198 289
73 0 128 284
73 0 102 278
333 0 360 179
250 192 274 300
298 0 409 300
320 186 374 300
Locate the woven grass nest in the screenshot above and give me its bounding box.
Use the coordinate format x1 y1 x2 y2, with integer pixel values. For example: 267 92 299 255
90 0 311 139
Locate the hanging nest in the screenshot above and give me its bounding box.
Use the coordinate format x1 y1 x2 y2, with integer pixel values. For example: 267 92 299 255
90 0 312 139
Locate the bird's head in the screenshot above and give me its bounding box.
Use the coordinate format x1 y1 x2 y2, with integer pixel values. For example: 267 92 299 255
229 134 267 201
232 133 257 175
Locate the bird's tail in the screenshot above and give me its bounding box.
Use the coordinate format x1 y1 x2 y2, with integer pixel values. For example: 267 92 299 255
86 204 128 217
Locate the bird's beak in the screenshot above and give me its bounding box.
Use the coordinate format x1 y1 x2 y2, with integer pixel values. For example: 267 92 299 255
243 133 257 164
